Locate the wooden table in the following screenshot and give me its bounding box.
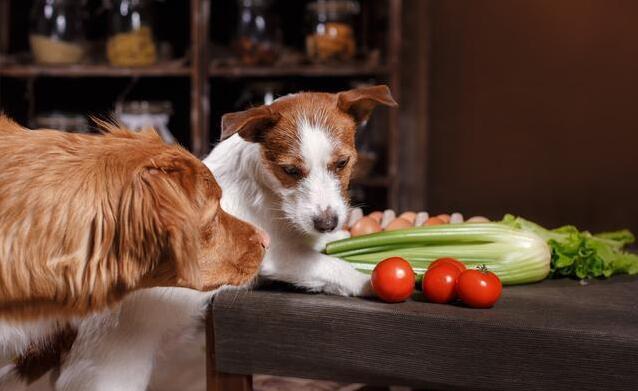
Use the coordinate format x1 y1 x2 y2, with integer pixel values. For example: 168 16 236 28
207 276 638 390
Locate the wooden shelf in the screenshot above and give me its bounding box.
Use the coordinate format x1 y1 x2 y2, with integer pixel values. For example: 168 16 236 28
0 0 403 210
209 63 389 78
0 63 191 78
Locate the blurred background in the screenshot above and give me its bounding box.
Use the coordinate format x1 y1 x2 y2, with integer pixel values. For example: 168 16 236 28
1 0 636 236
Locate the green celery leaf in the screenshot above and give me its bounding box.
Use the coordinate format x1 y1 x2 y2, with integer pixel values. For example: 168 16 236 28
611 253 638 275
595 230 635 247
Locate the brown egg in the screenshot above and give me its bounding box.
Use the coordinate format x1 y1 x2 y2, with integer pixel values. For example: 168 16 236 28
436 214 451 224
424 216 445 226
350 216 382 237
398 211 417 225
385 217 413 231
467 216 490 223
368 211 384 223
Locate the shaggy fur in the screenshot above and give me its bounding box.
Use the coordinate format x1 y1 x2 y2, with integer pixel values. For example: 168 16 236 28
0 116 266 360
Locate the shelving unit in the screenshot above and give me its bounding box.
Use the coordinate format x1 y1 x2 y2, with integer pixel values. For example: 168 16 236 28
0 0 402 209
0 62 191 77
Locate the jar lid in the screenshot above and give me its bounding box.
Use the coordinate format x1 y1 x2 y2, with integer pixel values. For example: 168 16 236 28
307 0 361 16
115 100 173 115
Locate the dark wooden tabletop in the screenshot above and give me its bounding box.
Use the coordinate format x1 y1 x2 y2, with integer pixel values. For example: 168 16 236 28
211 276 638 390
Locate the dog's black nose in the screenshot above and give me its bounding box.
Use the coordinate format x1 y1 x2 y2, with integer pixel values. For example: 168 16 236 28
313 210 339 233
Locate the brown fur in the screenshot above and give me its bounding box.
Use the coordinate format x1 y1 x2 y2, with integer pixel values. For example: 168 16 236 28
220 85 398 199
0 116 265 321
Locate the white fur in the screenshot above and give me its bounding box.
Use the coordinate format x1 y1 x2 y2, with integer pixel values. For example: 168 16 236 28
0 363 27 391
0 319 59 359
0 318 77 390
282 117 348 235
54 288 213 391
50 113 371 390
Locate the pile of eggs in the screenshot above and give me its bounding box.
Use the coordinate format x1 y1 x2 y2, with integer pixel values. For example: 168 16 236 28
345 209 491 237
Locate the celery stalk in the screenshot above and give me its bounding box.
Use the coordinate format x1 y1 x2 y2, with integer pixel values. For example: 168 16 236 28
325 222 551 285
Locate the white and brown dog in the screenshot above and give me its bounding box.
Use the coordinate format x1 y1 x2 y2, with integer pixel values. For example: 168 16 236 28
16 85 397 390
210 85 397 295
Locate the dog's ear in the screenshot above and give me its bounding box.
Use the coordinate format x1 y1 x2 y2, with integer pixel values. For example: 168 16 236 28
337 85 398 124
220 106 281 142
118 154 202 290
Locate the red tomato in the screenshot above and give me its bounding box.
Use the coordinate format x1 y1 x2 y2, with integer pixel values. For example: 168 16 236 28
422 263 462 304
371 257 415 303
457 267 503 308
428 257 467 274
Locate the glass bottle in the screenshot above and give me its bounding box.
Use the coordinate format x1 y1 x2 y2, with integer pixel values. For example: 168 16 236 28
107 0 157 67
29 0 87 65
34 111 90 132
306 0 360 63
114 100 175 143
232 0 281 66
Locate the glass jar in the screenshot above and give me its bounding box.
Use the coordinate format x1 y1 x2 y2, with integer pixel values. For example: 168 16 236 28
232 0 281 66
235 81 284 109
34 112 90 132
29 0 87 65
114 101 175 143
107 0 157 67
305 0 359 63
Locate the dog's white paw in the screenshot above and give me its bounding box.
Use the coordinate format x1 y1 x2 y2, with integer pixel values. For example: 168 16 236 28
323 272 374 297
311 230 351 252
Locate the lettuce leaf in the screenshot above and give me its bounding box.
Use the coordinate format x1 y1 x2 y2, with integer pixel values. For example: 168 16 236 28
500 215 638 279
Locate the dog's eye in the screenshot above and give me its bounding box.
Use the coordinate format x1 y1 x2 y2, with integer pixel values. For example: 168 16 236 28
281 165 303 179
335 157 350 171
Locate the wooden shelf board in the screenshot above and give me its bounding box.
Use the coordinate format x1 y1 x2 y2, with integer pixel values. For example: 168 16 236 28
0 63 192 78
209 64 389 78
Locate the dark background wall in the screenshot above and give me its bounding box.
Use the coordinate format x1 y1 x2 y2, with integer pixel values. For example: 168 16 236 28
419 0 638 234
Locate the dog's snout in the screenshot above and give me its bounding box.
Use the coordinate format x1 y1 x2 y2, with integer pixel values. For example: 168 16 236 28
250 227 270 249
312 209 339 233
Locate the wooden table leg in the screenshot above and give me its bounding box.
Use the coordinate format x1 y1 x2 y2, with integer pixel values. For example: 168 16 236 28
206 303 253 391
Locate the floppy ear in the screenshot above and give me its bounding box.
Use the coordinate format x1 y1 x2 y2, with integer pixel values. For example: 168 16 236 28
118 155 202 290
337 85 398 124
220 105 281 142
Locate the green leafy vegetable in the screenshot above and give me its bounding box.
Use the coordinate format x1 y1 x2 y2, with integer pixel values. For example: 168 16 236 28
500 215 638 279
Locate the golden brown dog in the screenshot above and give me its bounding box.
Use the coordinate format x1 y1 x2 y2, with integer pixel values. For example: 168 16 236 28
0 115 267 325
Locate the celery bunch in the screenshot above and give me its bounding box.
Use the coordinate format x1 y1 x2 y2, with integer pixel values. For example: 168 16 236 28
325 215 638 285
500 215 638 279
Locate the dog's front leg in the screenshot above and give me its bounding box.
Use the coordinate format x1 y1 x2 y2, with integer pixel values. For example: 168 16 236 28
313 253 374 296
263 248 374 297
55 307 161 391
